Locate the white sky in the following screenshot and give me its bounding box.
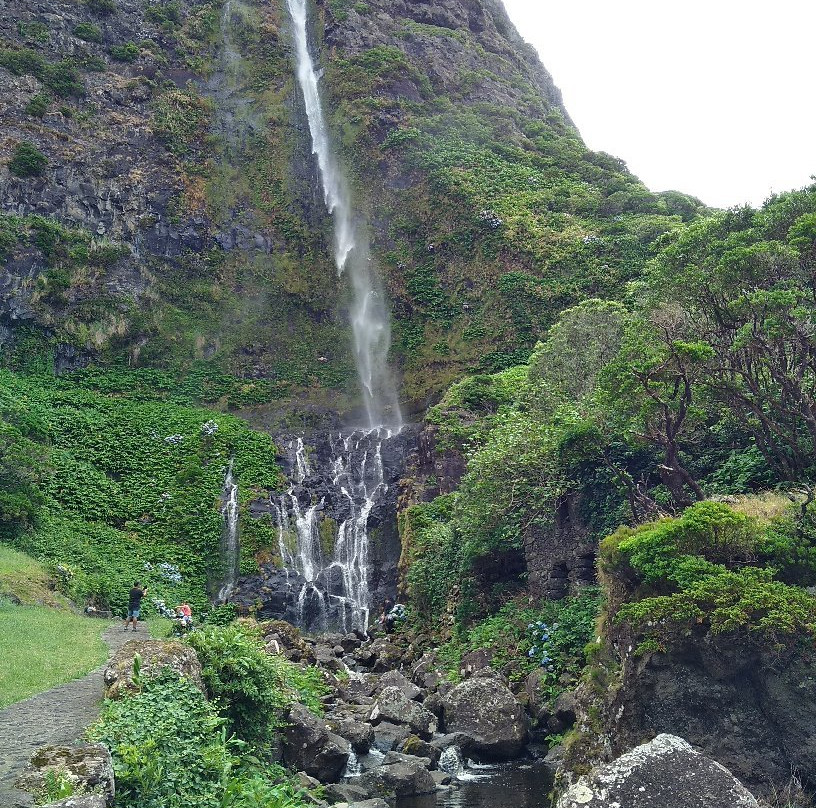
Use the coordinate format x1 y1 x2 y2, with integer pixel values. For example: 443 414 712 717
501 0 815 209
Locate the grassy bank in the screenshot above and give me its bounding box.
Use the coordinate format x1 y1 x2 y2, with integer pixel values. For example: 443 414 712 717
0 601 110 707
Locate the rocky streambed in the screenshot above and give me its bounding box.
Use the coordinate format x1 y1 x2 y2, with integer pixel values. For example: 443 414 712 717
262 622 556 805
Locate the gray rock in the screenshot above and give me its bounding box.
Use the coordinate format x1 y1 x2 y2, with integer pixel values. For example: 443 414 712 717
328 717 375 753
16 745 114 806
556 734 759 808
372 720 411 752
377 670 422 701
370 686 437 740
348 801 390 808
282 703 350 783
359 752 437 797
42 798 107 808
396 735 441 766
442 673 527 759
323 782 372 803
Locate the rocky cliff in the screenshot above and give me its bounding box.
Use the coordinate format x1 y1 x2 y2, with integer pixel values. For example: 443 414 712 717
0 0 703 418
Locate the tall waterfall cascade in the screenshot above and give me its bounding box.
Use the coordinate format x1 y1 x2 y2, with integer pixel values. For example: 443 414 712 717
217 462 240 603
286 0 401 429
273 429 394 633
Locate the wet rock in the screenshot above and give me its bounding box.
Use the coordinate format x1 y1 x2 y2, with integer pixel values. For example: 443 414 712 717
556 734 759 808
324 781 372 803
367 638 403 672
442 672 528 759
328 717 375 753
17 744 114 805
102 640 204 699
359 752 436 797
372 721 411 752
41 797 108 808
370 687 437 740
348 801 390 808
423 692 444 718
282 703 350 783
397 735 441 766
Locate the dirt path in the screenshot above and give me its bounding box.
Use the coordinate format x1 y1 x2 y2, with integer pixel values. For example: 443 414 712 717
0 623 138 807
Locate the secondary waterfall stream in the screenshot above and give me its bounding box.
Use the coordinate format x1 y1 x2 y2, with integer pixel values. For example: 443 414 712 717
217 462 240 603
274 429 394 633
287 0 401 429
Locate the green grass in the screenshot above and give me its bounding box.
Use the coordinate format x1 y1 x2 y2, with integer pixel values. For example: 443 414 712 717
0 601 110 707
0 545 72 608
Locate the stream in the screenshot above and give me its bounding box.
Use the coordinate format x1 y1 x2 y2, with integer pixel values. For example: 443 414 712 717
398 761 555 808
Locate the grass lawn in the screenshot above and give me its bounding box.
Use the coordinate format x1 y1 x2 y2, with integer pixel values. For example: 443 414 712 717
0 602 111 708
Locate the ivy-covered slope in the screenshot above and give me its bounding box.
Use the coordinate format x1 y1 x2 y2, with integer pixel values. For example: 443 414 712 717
0 369 282 613
0 0 706 417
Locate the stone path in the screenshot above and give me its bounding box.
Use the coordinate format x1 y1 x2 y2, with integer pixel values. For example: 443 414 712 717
0 623 139 807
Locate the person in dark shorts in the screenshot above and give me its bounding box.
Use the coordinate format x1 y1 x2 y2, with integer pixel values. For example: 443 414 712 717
124 581 147 631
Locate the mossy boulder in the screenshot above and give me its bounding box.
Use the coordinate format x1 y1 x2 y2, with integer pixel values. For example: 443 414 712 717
102 639 204 699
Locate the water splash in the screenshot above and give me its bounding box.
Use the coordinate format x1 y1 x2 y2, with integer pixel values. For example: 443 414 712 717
274 429 393 632
217 461 240 602
286 0 401 428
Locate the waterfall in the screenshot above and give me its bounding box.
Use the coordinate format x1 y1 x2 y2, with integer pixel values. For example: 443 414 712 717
273 429 393 632
217 461 240 603
286 0 401 429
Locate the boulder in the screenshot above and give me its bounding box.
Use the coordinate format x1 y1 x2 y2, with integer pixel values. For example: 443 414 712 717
372 720 411 752
282 703 350 783
324 782 372 803
556 734 759 808
328 717 375 753
103 640 204 699
397 735 441 766
442 673 527 759
348 801 390 808
370 687 437 740
366 638 403 672
359 752 436 797
17 745 114 806
377 670 423 701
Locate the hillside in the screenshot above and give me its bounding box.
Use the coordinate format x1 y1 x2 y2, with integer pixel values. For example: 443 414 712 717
0 0 704 416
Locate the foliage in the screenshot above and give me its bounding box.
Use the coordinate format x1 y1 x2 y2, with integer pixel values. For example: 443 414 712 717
438 591 600 695
109 42 140 63
0 369 283 615
73 22 104 42
185 623 329 747
153 89 212 156
9 142 48 178
25 93 50 118
86 0 117 15
602 500 816 651
0 48 83 96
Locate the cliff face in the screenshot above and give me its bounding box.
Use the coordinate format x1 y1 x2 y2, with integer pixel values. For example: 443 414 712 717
0 0 702 416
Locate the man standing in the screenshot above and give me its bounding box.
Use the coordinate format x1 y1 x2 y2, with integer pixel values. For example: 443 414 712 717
124 581 147 631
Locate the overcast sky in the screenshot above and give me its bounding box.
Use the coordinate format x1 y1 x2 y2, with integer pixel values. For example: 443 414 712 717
501 0 815 209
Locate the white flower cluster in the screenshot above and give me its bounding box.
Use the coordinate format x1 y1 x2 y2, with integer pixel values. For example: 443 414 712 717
201 420 219 436
164 434 184 445
478 209 503 229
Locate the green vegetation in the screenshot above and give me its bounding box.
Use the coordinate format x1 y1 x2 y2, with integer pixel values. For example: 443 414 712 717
601 500 816 652
25 93 50 118
73 22 104 42
89 625 322 808
9 142 48 177
18 21 50 44
0 601 108 707
0 369 283 616
438 591 600 696
186 623 328 749
86 0 117 15
0 48 83 97
0 545 71 607
109 42 140 63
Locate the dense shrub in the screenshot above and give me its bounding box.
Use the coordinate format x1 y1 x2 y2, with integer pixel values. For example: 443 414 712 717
109 42 139 62
89 670 313 808
73 22 103 42
24 93 49 118
9 143 47 177
438 590 600 696
185 623 328 748
86 0 117 15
